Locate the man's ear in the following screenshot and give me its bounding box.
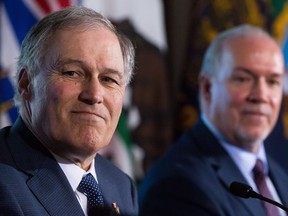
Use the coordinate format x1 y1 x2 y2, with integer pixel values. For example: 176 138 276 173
198 74 212 101
18 68 32 100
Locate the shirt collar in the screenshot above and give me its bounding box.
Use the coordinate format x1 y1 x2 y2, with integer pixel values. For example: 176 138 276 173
221 140 268 175
201 114 269 174
51 152 98 192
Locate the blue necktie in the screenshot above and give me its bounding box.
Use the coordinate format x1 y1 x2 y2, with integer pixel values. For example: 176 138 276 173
78 173 105 208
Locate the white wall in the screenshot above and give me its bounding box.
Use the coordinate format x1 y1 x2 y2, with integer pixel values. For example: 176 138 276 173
82 0 167 50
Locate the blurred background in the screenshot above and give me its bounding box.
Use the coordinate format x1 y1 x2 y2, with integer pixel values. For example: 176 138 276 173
2 0 288 184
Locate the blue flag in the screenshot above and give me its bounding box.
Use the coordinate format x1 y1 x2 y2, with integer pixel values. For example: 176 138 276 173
0 0 77 128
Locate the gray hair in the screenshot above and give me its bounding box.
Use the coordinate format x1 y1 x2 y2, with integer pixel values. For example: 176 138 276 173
14 6 135 107
200 24 276 79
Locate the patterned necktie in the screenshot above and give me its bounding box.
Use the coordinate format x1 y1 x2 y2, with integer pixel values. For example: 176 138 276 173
77 173 105 208
253 159 281 216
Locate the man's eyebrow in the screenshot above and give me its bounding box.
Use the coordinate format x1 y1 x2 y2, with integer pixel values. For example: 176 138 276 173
55 58 124 79
102 68 124 80
233 66 284 77
54 58 86 68
233 67 253 74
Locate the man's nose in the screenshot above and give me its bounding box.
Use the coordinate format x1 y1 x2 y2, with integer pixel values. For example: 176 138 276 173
247 79 269 103
79 78 103 105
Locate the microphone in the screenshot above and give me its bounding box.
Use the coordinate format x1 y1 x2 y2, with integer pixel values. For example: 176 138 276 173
229 181 288 212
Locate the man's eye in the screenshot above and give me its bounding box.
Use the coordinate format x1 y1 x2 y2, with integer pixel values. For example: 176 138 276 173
62 71 78 77
268 79 281 86
233 76 250 82
102 77 118 84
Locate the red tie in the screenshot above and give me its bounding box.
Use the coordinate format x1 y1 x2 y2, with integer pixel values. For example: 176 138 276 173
253 159 281 216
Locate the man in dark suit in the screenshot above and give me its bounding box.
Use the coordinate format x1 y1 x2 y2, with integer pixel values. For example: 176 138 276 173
0 7 138 216
138 24 288 216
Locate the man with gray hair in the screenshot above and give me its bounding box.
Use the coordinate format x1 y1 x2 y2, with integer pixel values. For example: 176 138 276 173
139 24 288 216
0 6 137 216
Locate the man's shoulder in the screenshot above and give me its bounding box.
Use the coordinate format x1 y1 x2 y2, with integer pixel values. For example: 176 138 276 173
0 125 15 160
95 153 133 181
0 125 12 141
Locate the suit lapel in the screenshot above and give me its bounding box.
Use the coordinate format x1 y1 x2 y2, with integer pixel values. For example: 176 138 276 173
7 119 84 216
95 154 122 209
27 165 84 216
269 158 288 214
192 120 266 216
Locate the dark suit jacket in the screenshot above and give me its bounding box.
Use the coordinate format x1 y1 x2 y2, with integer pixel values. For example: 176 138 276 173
0 117 138 216
138 119 288 216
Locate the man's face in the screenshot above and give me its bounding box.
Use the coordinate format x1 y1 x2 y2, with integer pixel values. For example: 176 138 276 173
27 27 125 160
205 36 284 151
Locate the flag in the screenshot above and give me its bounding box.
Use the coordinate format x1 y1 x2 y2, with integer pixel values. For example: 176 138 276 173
0 0 78 128
99 86 141 179
257 0 288 170
282 23 288 140
0 66 18 126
